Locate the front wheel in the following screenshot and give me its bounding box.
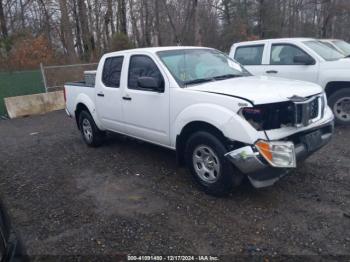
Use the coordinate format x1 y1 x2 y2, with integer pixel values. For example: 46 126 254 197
329 89 350 125
184 131 243 196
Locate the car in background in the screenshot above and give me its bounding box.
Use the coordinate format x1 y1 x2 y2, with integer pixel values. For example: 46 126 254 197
0 200 26 262
230 38 350 125
320 39 350 57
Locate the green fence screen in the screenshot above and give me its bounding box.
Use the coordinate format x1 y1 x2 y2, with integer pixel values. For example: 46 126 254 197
0 70 45 116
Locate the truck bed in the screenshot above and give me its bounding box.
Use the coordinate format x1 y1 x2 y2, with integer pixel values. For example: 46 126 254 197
65 81 94 87
64 82 96 118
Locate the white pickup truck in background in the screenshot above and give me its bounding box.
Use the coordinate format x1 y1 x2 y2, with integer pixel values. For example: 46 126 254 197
65 47 334 196
230 38 350 125
320 39 350 57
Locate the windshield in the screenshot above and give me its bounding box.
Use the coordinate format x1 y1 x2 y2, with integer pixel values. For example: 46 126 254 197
303 40 345 61
332 40 350 56
157 49 249 87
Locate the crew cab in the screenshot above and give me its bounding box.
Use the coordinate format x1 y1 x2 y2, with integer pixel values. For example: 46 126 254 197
65 47 334 196
230 38 350 125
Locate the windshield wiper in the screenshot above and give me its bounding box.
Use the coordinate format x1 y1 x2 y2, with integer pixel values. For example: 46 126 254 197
184 74 243 86
213 74 242 80
184 77 215 86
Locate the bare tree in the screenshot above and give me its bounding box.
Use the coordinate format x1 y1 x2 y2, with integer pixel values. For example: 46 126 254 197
58 0 76 61
118 0 127 35
3 0 350 69
77 0 93 60
0 0 7 38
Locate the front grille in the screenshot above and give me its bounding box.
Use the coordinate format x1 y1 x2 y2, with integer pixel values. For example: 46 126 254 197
309 98 319 119
242 94 325 131
294 95 323 127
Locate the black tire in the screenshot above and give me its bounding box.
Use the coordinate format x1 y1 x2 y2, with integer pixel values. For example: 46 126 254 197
184 131 243 196
78 110 105 147
328 88 350 126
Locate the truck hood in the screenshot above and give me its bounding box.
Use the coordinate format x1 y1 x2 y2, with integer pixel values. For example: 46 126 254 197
187 76 323 105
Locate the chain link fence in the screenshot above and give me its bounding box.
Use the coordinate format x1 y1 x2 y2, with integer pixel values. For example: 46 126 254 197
0 63 98 117
40 63 98 92
0 70 45 117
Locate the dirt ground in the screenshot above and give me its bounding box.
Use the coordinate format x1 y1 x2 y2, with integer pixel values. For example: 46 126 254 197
0 110 349 260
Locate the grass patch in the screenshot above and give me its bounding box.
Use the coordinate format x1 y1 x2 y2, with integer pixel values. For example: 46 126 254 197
0 70 45 116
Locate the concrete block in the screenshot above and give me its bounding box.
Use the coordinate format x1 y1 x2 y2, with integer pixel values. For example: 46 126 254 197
42 91 65 112
4 91 65 119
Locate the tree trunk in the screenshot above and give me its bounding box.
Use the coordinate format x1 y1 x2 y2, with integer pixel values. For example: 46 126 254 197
59 0 76 62
38 0 52 48
139 0 151 46
104 16 110 49
0 0 7 38
193 0 202 46
154 0 162 46
222 0 231 25
163 0 180 44
77 0 92 60
129 0 140 46
257 0 265 38
72 0 83 57
106 0 115 35
118 0 127 35
19 0 25 29
94 0 102 55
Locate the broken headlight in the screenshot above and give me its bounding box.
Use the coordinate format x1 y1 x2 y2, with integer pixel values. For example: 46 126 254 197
239 107 265 130
239 102 295 131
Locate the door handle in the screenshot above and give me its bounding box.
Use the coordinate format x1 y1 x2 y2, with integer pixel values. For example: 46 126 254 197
97 92 104 97
122 96 132 101
266 70 278 74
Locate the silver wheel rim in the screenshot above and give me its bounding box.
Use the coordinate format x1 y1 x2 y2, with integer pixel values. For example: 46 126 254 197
82 118 93 142
334 97 350 122
192 145 220 183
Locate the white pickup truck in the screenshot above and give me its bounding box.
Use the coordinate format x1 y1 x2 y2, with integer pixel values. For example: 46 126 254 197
65 47 334 196
230 38 350 125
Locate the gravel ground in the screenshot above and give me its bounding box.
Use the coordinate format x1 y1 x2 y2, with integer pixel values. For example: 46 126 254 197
0 110 349 260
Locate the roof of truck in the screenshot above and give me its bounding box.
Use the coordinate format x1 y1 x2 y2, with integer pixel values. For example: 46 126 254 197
105 46 213 57
232 38 316 46
320 39 341 41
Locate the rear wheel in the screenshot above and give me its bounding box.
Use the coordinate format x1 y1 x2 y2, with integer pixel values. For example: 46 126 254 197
185 131 243 196
78 110 105 147
329 89 350 125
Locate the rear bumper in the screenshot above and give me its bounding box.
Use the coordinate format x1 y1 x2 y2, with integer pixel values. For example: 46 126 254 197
226 120 334 188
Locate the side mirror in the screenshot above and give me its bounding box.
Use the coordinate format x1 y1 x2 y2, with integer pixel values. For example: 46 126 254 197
137 76 164 92
293 55 315 65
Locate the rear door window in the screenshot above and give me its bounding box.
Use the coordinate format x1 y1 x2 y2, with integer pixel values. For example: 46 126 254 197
102 56 124 88
234 45 264 65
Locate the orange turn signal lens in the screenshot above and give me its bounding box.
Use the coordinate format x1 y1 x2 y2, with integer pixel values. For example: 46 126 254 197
255 140 273 162
255 140 296 168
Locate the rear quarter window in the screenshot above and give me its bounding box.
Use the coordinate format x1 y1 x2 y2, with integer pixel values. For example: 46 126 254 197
234 45 264 65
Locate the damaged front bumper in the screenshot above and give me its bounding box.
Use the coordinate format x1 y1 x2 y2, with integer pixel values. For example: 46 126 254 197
225 121 334 188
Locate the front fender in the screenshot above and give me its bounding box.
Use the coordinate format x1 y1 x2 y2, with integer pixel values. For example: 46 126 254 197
172 103 264 147
75 93 104 130
319 69 350 89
